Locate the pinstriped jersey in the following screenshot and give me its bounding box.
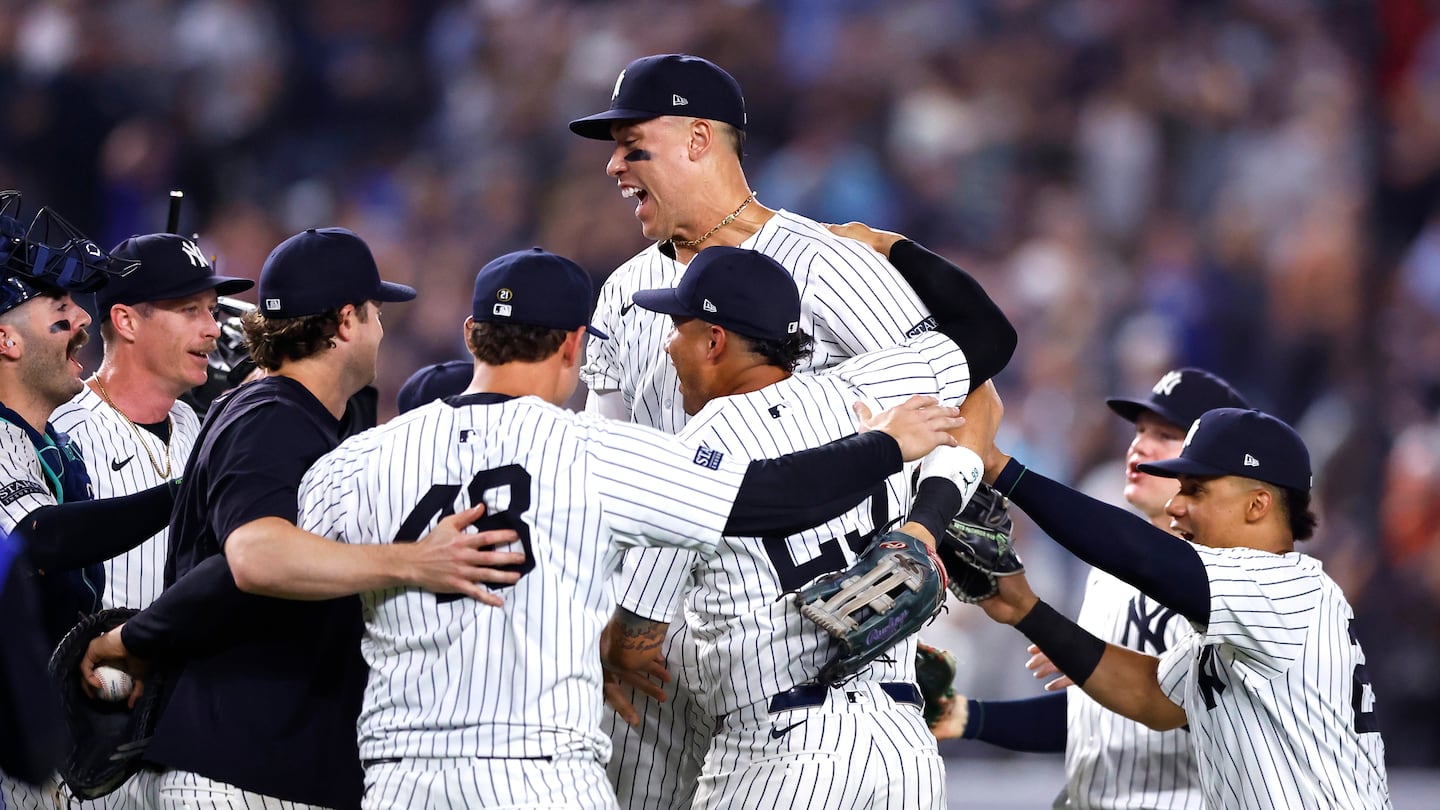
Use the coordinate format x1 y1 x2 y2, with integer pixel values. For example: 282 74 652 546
295 394 749 762
50 386 198 609
614 331 970 715
1155 546 1391 809
1065 567 1203 809
0 422 63 532
582 209 934 434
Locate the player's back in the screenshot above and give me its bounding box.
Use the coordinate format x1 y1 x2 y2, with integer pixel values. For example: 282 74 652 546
680 373 914 714
298 392 746 762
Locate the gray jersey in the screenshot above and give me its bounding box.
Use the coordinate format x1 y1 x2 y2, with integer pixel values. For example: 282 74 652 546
296 395 749 762
1156 545 1391 809
1065 567 1203 809
51 386 198 609
616 331 970 714
582 209 934 433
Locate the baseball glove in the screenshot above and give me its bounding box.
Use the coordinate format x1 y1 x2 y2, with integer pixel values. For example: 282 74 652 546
47 608 163 800
798 529 946 686
915 641 958 727
937 482 1023 603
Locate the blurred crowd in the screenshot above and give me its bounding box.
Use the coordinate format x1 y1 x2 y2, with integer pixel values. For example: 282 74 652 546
2 0 1438 766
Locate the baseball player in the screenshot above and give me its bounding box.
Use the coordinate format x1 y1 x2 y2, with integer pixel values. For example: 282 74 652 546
970 405 1393 808
51 233 253 612
293 247 969 810
79 228 528 810
0 200 202 810
601 237 1011 809
570 54 943 809
939 369 1248 809
395 358 471 414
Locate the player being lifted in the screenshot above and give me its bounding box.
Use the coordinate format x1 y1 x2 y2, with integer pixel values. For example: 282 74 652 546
295 247 971 810
569 53 947 810
600 227 1012 809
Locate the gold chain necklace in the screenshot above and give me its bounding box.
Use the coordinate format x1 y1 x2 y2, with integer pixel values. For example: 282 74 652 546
92 376 172 478
670 192 755 249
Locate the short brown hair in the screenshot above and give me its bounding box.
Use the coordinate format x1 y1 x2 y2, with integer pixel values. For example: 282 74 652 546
466 320 568 365
242 303 368 370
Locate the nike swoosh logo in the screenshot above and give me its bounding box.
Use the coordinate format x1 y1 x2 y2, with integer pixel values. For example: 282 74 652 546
111 456 134 471
769 720 806 739
620 302 635 317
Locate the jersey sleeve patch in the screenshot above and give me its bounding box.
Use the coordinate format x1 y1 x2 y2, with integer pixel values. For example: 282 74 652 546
0 480 46 505
693 446 724 470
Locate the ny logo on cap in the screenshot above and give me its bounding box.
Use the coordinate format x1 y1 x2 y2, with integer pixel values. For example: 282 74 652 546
673 94 689 106
611 69 626 101
180 240 209 268
702 299 717 313
1182 417 1201 448
1243 454 1260 467
1153 370 1183 397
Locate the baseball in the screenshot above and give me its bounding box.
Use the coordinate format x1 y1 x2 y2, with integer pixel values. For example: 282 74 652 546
94 665 134 703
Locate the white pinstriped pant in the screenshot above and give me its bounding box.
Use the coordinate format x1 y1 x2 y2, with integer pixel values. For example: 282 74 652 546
1 769 159 810
154 771 329 809
361 755 616 810
695 681 945 810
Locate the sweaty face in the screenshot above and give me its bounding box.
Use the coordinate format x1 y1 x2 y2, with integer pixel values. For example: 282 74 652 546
132 290 222 395
15 293 92 409
663 316 713 416
607 118 694 242
1124 411 1188 522
1165 475 1253 549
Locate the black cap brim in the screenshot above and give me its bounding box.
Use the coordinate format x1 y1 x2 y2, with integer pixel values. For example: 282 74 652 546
1106 396 1185 428
1136 457 1230 480
631 287 693 319
569 109 659 140
375 280 417 303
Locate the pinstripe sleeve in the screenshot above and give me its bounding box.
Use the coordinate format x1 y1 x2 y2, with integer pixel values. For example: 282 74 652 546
828 330 971 409
1192 547 1321 681
298 443 368 546
614 547 695 623
807 238 932 356
0 426 55 533
589 422 748 553
1157 631 1200 703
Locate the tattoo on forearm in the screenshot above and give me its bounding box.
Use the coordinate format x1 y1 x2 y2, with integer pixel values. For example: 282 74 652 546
616 607 666 653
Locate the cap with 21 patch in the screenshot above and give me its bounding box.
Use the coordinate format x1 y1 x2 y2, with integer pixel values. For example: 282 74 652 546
471 248 608 339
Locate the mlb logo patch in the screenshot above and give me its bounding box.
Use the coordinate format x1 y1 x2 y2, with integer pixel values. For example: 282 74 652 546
693 446 724 470
264 298 282 310
493 303 513 317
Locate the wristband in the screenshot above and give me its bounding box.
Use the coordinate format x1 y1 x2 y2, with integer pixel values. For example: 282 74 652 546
1014 600 1106 687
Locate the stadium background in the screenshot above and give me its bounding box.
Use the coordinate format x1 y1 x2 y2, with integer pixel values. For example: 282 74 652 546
2 0 1437 804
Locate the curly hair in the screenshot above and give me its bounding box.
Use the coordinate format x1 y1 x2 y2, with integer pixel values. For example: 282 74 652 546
466 320 569 365
731 327 814 372
242 304 368 371
1279 486 1318 542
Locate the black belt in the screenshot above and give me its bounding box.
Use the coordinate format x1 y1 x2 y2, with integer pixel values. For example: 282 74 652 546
768 681 921 713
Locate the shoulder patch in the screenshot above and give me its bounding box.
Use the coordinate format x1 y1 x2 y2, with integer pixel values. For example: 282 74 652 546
905 316 938 338
693 446 724 470
0 480 47 505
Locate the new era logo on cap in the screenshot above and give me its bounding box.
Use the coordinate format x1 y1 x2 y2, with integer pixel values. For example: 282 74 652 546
1138 408 1312 492
703 299 717 313
673 94 688 106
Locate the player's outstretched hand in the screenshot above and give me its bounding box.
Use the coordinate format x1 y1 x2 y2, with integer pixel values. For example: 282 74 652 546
1027 644 1075 691
929 693 970 741
976 569 1040 627
825 221 906 257
80 625 150 710
407 504 526 607
855 395 963 462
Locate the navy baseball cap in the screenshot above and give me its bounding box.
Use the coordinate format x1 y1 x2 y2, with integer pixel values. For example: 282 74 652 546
471 248 608 339
96 234 253 321
1138 408 1312 492
632 246 800 342
1106 368 1249 429
258 228 415 318
397 359 472 414
569 54 746 140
